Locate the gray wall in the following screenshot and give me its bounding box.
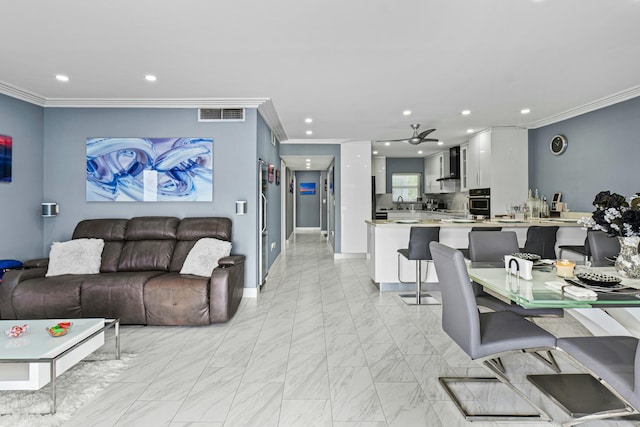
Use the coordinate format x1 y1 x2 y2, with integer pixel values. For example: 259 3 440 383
41 107 263 288
280 143 340 251
256 113 281 267
320 170 328 231
529 96 640 212
385 157 424 194
295 170 321 228
0 94 45 260
285 167 294 238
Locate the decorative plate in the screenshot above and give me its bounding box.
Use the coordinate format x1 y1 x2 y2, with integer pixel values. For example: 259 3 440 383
395 220 420 224
509 252 541 262
575 272 622 287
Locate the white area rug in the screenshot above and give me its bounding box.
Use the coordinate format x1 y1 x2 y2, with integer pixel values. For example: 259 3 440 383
0 353 134 427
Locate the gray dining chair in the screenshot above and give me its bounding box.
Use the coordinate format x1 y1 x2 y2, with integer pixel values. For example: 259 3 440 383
459 226 502 258
551 335 640 425
587 230 620 262
558 231 591 263
468 231 563 318
523 225 559 259
430 242 557 421
397 226 440 305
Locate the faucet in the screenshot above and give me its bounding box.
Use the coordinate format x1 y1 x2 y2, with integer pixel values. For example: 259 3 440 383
397 196 403 209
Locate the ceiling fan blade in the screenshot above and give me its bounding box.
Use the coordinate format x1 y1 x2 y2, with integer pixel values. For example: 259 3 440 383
421 138 439 142
376 138 409 143
417 129 436 139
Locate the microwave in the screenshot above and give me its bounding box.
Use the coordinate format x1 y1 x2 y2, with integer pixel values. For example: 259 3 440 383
468 188 491 216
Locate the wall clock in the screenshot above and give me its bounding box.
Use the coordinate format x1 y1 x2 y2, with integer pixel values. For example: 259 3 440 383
549 134 568 155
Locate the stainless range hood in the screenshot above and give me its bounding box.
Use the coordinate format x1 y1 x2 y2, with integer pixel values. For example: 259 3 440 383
436 146 460 180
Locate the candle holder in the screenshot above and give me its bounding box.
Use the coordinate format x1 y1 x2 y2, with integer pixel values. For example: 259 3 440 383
555 259 576 278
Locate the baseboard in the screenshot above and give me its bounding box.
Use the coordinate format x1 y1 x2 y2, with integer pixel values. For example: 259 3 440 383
243 287 258 298
334 253 366 259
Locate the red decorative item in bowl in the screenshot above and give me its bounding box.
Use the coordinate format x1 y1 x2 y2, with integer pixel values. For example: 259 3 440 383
46 322 72 337
5 324 28 338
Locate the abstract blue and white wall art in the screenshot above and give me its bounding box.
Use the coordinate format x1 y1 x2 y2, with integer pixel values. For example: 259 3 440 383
86 137 213 202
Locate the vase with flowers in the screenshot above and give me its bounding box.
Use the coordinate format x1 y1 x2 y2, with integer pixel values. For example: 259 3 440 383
585 191 640 278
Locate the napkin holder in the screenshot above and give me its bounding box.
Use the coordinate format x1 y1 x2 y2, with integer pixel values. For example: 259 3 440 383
504 255 533 281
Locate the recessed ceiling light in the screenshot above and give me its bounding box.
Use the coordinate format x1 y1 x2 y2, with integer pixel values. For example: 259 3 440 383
437 141 444 146
403 110 412 116
55 75 69 82
305 118 313 124
306 130 313 135
305 159 311 162
372 150 378 155
306 165 310 169
384 142 390 146
467 129 474 134
521 108 531 114
418 150 423 154
461 109 471 115
145 75 157 82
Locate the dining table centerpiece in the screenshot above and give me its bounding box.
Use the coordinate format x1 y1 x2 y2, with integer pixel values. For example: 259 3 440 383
588 191 640 278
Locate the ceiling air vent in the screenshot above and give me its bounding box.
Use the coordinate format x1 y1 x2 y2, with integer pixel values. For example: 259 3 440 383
198 108 245 122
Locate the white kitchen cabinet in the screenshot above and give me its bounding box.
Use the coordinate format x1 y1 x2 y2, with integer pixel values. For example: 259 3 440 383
372 156 386 194
460 143 469 192
424 151 453 194
467 131 491 189
465 127 528 216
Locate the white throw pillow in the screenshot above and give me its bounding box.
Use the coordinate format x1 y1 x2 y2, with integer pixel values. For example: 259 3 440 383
180 238 232 277
46 238 105 277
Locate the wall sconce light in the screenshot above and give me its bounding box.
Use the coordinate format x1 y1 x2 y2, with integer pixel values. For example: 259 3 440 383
41 202 59 217
235 200 247 215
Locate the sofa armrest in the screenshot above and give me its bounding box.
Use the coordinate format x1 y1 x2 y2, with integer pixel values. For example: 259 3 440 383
209 255 245 322
0 267 47 319
23 258 49 268
218 254 245 268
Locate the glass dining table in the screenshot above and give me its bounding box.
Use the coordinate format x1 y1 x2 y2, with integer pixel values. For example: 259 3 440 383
467 262 640 309
468 261 640 419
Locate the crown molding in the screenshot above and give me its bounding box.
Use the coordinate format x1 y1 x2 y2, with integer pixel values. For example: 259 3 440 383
257 100 288 143
523 85 640 129
0 80 46 106
41 97 271 109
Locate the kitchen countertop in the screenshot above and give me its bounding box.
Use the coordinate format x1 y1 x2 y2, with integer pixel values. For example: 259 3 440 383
366 218 582 227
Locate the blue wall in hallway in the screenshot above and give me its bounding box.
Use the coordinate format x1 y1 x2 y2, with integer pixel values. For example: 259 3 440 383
529 95 640 212
295 170 321 228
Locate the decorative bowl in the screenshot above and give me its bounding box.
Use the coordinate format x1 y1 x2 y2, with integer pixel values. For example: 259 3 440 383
46 322 72 337
5 324 28 338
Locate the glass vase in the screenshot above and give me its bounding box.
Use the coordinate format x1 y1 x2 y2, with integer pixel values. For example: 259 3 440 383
615 236 640 279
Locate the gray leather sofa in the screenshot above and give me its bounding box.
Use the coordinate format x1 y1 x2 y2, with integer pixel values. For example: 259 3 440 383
0 216 245 325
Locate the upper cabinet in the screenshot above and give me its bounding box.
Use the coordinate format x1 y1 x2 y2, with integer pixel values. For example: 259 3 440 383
464 128 528 216
372 156 386 194
424 151 455 193
460 143 469 192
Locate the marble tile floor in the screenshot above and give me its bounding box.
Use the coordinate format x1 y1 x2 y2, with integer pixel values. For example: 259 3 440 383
61 232 639 427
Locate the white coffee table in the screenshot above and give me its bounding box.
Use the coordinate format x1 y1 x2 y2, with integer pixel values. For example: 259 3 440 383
0 318 120 414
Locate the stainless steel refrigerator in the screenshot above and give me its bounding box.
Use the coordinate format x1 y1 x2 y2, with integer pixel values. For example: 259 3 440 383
258 159 269 288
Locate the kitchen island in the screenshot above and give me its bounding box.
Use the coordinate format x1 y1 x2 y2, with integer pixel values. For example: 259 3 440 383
366 218 586 289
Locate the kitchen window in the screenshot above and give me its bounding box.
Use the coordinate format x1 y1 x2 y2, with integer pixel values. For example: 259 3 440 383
391 173 421 202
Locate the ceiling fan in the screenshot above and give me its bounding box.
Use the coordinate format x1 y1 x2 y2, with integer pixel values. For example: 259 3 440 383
381 124 438 145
